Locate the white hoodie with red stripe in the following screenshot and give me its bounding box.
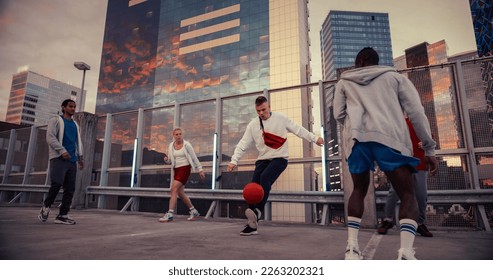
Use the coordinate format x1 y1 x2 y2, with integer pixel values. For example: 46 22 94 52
230 112 318 165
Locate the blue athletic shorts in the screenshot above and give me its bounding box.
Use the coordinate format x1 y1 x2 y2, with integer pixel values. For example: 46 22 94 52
347 141 419 173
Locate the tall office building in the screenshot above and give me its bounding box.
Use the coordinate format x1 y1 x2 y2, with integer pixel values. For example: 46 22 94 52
319 10 393 190
320 11 393 81
5 71 83 126
97 0 311 111
404 40 464 151
469 0 493 146
96 0 314 222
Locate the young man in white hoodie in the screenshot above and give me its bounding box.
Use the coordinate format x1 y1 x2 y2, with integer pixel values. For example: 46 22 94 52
228 96 324 236
39 99 84 225
333 47 437 260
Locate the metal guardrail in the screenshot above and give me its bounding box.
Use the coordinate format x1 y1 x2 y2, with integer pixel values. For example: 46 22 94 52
84 185 493 203
0 184 53 204
3 184 493 205
83 185 493 228
2 184 493 229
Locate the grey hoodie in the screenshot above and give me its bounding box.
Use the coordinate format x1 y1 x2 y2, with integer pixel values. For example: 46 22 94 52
333 65 435 159
46 115 83 161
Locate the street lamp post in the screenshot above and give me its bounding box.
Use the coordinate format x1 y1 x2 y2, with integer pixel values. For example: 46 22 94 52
74 61 91 112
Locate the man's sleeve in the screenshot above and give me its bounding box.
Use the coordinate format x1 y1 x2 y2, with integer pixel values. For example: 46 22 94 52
230 121 254 165
333 82 347 123
46 117 66 154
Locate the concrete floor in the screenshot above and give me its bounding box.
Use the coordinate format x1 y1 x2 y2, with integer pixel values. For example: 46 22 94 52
1 205 492 260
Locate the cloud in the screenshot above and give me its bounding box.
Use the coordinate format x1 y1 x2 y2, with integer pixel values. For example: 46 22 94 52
0 0 107 120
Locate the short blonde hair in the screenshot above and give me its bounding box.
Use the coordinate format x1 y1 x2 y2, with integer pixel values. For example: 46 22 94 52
172 127 182 134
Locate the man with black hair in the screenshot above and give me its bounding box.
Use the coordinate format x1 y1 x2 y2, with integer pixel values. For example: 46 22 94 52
333 47 437 260
228 96 324 236
39 99 84 225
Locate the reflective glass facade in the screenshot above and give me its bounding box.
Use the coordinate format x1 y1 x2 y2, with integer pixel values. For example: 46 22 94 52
96 0 315 222
404 40 464 151
320 11 393 81
5 71 83 126
469 0 493 146
97 0 273 113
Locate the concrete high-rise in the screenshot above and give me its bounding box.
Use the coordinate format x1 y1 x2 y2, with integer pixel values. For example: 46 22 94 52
5 70 83 126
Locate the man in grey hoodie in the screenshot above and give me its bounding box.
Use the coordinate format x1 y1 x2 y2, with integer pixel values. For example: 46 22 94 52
38 99 84 225
333 47 437 260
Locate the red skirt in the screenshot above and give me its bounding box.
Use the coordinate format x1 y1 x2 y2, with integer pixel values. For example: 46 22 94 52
174 165 191 185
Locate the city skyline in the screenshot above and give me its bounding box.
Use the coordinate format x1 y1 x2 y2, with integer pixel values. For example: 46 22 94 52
0 0 477 120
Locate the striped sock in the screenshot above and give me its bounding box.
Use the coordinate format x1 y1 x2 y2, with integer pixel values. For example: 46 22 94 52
347 216 362 244
399 218 417 249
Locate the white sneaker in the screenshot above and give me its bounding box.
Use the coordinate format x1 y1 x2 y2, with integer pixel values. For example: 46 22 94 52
187 209 200 221
345 243 363 260
397 248 417 260
245 208 258 229
158 212 174 223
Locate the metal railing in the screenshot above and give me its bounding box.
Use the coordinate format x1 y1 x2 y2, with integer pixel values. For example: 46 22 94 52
1 56 492 230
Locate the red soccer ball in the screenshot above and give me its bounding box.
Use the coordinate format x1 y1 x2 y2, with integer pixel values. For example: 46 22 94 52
242 182 264 205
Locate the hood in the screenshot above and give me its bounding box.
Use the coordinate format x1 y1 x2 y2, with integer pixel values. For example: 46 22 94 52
340 65 396 86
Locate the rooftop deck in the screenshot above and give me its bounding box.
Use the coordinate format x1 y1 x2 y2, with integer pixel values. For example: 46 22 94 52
1 205 492 261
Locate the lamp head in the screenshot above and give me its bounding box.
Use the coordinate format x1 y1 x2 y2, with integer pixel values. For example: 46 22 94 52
74 62 91 71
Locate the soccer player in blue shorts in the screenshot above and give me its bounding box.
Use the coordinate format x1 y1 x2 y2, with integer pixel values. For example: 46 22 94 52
333 47 437 260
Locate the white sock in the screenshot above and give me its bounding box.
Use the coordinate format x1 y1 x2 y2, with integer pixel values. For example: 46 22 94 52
347 216 362 245
399 218 417 249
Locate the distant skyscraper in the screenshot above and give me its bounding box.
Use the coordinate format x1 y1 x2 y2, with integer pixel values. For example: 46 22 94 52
469 0 493 146
5 71 82 126
320 10 393 190
96 0 315 222
404 40 463 150
320 10 393 81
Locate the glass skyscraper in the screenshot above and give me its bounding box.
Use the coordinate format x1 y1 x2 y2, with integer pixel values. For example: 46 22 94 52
97 0 311 112
469 0 493 146
320 10 393 81
96 0 315 222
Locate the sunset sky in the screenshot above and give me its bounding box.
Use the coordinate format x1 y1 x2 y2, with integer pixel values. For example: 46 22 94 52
0 0 476 120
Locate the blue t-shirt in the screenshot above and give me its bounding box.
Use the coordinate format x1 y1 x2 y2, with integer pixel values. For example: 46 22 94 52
62 117 78 163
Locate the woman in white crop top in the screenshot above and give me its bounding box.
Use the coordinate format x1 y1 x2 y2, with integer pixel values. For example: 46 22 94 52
158 128 205 223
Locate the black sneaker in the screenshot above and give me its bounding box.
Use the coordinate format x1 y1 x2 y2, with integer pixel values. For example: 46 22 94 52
38 206 50 222
240 225 258 236
377 220 394 234
54 215 76 225
417 224 433 237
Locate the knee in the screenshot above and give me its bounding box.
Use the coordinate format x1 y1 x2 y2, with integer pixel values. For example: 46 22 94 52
170 187 179 195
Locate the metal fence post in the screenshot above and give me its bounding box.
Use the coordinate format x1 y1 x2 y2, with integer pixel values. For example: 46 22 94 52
454 61 491 231
98 113 113 208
